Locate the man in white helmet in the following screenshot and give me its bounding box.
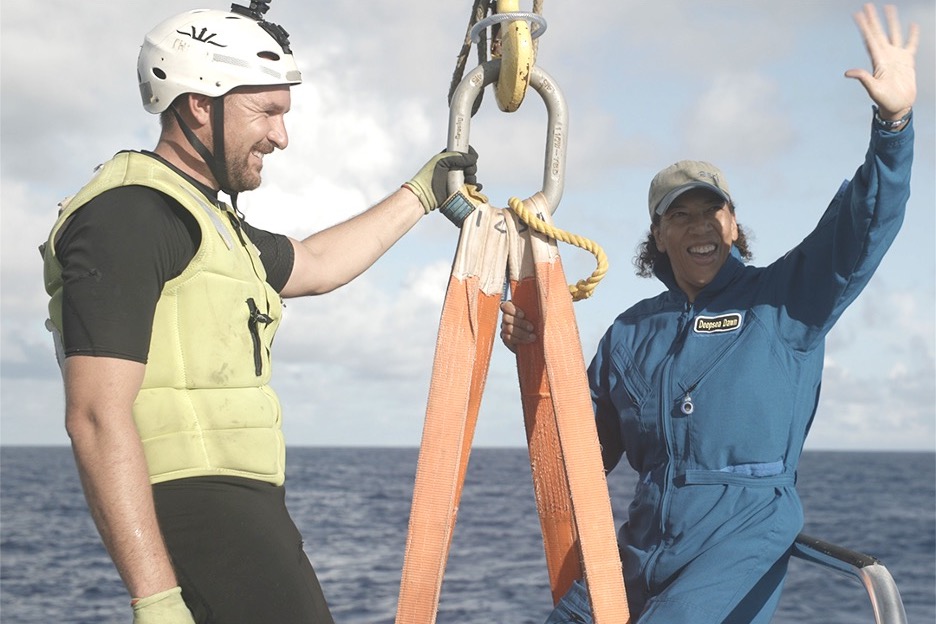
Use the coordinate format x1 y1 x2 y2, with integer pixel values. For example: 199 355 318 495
41 3 479 623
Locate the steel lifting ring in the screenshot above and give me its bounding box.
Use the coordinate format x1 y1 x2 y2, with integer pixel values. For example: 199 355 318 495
445 59 568 219
468 11 547 44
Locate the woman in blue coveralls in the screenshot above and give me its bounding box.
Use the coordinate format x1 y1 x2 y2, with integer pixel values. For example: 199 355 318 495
500 4 918 623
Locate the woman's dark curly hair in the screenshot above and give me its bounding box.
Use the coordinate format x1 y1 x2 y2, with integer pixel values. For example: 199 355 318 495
633 203 753 278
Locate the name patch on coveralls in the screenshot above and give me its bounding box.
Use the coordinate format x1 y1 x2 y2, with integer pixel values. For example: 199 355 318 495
693 313 742 334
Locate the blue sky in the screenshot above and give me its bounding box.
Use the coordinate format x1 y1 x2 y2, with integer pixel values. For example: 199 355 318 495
1 1 933 450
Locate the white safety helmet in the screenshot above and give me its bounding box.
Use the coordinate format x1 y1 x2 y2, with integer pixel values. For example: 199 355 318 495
138 4 302 114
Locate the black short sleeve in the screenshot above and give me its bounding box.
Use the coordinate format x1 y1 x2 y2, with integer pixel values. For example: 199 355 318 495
241 221 294 293
56 186 198 362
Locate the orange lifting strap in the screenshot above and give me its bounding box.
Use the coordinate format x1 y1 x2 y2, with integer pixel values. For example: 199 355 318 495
394 60 630 624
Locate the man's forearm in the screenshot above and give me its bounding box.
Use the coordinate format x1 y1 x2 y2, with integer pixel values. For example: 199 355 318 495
70 413 179 599
64 355 178 600
283 187 424 297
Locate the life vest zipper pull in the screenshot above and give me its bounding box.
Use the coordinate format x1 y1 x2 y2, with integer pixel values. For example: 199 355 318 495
246 297 272 376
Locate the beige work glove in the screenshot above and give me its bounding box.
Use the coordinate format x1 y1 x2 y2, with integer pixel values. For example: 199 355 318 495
403 146 480 213
132 586 196 624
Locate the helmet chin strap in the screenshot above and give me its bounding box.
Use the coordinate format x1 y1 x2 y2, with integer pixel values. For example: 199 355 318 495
170 95 241 212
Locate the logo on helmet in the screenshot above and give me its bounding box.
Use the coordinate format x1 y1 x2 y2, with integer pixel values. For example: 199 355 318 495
178 26 227 47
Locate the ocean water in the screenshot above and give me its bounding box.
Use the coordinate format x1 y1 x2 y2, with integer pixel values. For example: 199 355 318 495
1 447 933 623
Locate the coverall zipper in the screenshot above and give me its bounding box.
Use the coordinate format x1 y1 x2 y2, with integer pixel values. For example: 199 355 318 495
645 301 693 586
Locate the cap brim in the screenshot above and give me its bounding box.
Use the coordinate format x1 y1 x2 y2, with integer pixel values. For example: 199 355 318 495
654 182 731 216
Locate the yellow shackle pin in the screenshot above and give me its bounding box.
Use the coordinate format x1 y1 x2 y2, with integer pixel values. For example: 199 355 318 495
468 2 547 113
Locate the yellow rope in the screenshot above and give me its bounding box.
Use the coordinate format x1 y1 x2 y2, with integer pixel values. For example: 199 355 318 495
507 196 608 301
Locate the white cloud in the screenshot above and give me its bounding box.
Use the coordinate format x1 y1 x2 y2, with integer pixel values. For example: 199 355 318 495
684 72 794 164
813 281 935 450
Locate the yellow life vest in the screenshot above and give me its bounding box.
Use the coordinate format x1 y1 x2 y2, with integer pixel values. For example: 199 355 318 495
43 151 286 485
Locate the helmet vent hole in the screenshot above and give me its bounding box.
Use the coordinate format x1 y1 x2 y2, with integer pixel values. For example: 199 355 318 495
152 67 167 80
257 51 281 62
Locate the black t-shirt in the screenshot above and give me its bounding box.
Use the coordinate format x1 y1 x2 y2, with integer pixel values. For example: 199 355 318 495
56 156 295 363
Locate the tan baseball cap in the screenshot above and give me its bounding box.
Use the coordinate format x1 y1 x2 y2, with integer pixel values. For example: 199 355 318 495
648 160 732 219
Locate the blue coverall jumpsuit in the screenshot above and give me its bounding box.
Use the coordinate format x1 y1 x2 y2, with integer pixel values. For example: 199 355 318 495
546 116 914 623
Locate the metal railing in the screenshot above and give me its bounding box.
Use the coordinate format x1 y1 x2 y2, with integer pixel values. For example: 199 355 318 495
792 534 908 624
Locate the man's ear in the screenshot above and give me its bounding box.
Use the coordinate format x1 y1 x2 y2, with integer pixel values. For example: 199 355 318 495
183 93 214 128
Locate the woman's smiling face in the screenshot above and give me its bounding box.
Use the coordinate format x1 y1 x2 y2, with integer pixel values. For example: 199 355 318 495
652 188 739 302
